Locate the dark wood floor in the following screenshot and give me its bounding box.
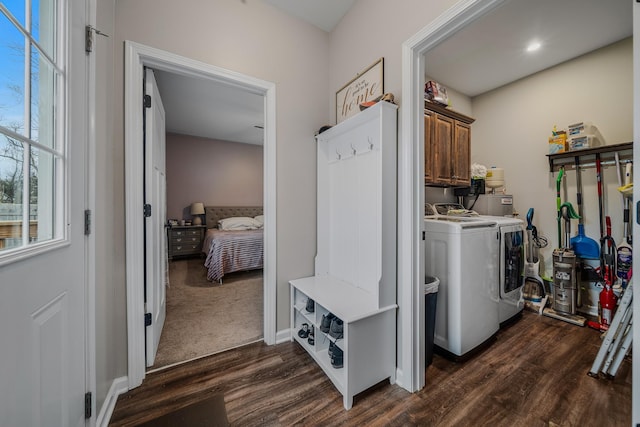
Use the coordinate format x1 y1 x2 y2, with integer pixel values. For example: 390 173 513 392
109 311 631 426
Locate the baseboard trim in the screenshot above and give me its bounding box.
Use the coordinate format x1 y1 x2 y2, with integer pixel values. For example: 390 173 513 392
395 367 409 392
275 328 291 344
96 376 128 427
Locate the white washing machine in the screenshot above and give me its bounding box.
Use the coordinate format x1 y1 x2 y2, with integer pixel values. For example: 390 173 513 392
427 203 525 327
490 217 525 325
424 216 500 358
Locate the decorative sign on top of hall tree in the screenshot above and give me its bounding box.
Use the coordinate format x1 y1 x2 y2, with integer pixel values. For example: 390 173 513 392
336 58 384 123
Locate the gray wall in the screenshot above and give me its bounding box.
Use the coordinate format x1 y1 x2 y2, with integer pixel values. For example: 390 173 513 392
165 133 263 221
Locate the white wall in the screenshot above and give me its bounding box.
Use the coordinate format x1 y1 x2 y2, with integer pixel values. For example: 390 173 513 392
472 38 633 277
94 1 330 395
329 0 459 120
94 0 124 413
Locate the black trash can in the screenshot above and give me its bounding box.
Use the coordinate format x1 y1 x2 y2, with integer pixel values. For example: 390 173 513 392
425 276 439 366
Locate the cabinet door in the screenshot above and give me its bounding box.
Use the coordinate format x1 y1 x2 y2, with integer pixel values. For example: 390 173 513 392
424 112 435 183
431 114 455 185
451 122 471 186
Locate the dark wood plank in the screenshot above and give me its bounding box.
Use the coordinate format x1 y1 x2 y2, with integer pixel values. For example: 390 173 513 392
109 311 631 426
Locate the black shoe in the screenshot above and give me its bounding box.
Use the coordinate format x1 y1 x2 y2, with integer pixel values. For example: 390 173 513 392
305 298 315 313
329 317 343 339
297 323 310 339
331 346 343 368
328 341 335 358
320 313 335 333
307 326 315 345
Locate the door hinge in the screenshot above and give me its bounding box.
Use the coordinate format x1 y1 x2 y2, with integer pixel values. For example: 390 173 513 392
144 94 152 108
144 204 152 217
145 312 152 327
85 25 109 53
84 210 91 235
84 392 92 419
422 231 425 240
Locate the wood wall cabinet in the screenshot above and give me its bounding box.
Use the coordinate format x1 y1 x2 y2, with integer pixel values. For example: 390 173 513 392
424 102 475 186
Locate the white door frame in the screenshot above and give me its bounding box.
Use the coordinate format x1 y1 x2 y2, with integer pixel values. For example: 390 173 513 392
124 41 277 388
632 1 639 423
398 0 509 392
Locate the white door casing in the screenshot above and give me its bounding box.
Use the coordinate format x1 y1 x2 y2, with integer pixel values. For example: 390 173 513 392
0 0 90 424
125 41 277 389
399 0 509 392
144 68 167 367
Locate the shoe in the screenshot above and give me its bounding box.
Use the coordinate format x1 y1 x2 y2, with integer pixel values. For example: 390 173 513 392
305 298 315 313
297 323 310 339
328 341 335 358
329 317 343 339
320 313 335 333
331 346 343 368
307 326 315 345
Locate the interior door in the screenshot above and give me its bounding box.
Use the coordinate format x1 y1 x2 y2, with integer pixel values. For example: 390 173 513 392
144 68 167 366
0 0 88 424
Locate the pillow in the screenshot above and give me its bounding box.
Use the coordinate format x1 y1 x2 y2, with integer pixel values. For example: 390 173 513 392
218 216 261 231
254 215 264 228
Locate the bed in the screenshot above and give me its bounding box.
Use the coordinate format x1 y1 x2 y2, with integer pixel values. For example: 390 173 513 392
202 206 264 282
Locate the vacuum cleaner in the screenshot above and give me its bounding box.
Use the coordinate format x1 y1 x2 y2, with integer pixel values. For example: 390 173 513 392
543 202 587 326
523 208 548 313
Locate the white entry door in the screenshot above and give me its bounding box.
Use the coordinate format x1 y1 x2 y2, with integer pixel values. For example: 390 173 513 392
0 0 89 425
144 68 167 366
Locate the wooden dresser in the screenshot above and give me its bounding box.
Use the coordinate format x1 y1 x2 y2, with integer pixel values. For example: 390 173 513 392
167 225 206 259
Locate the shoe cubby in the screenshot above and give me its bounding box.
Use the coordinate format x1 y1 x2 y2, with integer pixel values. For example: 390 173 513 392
290 103 398 410
290 277 395 410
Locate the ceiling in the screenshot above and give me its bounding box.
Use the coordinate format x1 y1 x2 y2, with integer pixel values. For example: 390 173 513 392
154 0 632 145
264 0 355 32
424 0 632 97
153 70 264 145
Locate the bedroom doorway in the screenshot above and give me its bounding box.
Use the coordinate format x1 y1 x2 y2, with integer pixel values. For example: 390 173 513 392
124 41 277 388
147 68 267 371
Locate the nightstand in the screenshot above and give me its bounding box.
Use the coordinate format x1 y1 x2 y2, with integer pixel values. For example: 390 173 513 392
167 225 207 259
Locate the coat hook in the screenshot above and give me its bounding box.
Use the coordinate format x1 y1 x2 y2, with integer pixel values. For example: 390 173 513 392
351 144 357 155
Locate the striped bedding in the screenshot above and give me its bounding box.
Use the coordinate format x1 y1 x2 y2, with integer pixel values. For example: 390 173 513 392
203 228 263 282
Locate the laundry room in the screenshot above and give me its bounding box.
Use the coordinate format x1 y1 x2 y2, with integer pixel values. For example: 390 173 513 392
421 0 633 374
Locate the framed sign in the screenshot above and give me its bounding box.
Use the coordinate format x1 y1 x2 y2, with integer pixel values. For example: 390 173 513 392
336 58 384 123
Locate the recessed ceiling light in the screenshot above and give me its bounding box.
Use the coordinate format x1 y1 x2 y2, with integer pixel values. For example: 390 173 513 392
526 41 541 52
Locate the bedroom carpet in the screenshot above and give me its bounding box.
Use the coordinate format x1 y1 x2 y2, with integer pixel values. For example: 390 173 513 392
150 258 264 370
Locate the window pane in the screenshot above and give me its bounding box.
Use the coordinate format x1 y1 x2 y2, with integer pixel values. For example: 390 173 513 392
29 145 53 243
0 132 24 251
0 11 26 136
0 0 26 28
31 44 56 147
31 0 56 60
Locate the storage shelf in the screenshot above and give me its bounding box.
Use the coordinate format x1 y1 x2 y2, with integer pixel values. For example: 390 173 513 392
546 142 633 173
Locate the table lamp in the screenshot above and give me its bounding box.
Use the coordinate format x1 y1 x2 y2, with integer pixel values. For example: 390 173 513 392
190 202 205 225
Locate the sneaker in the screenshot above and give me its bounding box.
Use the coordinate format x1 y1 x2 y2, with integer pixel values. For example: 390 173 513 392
331 346 343 368
328 341 335 358
307 326 315 345
305 298 315 313
297 323 310 339
329 317 343 339
320 313 335 333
